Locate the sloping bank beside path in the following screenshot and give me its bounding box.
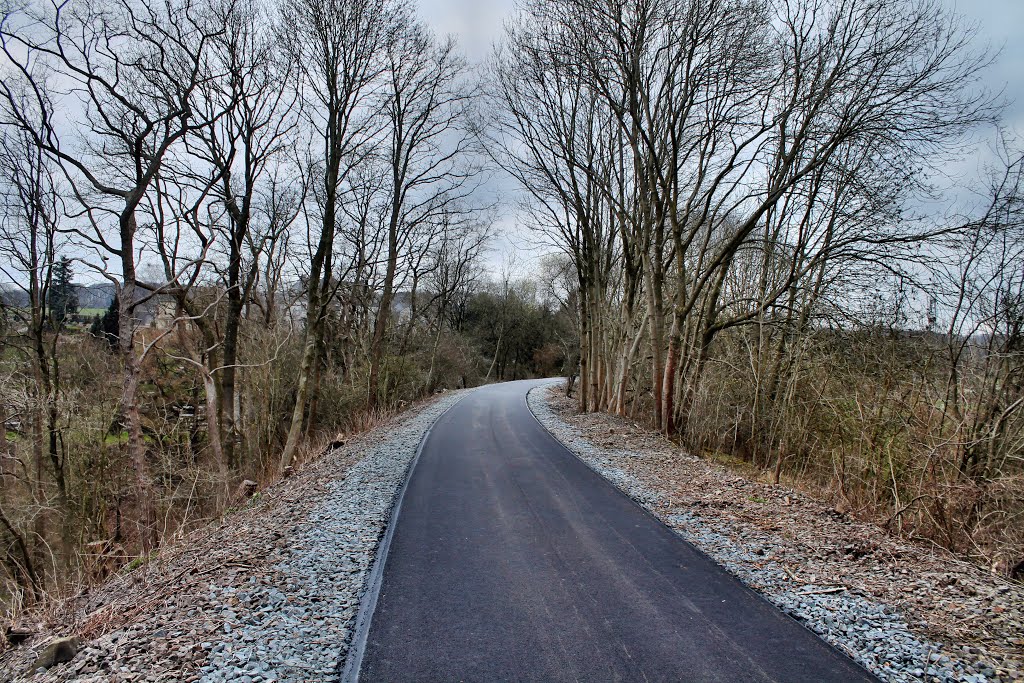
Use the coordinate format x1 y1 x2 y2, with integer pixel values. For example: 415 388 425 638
2 388 472 683
527 381 1024 683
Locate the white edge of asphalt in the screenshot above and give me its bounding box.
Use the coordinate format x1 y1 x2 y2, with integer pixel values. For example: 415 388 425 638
339 389 472 683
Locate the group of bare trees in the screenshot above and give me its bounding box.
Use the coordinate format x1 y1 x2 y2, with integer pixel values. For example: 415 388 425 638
1 0 1021 611
491 0 1023 571
0 0 494 608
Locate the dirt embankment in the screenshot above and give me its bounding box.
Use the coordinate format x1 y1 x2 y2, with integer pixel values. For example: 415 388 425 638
535 384 1023 683
0 390 465 682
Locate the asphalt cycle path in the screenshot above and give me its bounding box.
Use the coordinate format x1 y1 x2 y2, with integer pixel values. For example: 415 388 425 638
350 379 876 682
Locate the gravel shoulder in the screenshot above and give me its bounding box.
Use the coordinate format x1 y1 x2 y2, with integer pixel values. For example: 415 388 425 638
0 388 471 683
528 381 1024 683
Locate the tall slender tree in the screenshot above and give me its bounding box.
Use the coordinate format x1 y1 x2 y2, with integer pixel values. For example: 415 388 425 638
1 0 233 551
48 257 77 329
276 0 393 471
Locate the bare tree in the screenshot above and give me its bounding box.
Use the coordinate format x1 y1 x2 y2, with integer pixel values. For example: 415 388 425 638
1 0 232 551
496 0 993 435
366 15 480 407
0 109 71 582
178 0 300 473
276 0 392 471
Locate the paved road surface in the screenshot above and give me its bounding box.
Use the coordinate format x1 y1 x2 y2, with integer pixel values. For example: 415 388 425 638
352 380 875 682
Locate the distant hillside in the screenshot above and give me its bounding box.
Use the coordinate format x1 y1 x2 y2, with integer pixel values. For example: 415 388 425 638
77 283 115 309
0 282 114 310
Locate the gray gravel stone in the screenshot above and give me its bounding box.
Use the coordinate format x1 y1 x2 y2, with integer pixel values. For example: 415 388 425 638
526 382 995 683
196 390 470 683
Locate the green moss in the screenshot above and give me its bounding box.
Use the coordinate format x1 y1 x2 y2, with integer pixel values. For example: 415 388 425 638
124 550 158 573
103 431 129 445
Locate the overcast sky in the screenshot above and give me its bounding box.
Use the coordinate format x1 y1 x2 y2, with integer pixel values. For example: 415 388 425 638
418 0 1023 127
955 0 1024 132
416 0 517 63
417 0 1024 271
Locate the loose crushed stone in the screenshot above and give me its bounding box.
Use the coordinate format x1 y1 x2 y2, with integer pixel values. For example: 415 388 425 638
527 380 1021 683
196 389 467 683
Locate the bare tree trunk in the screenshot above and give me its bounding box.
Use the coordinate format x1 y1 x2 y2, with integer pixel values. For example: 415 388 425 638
280 296 321 471
368 217 398 406
119 313 157 552
220 277 243 469
662 310 682 435
43 338 70 567
119 224 158 552
424 313 446 394
615 310 646 416
200 368 229 503
31 362 46 572
306 339 325 439
578 292 590 411
643 254 665 431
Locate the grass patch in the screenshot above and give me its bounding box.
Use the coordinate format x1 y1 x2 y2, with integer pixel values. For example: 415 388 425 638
103 431 129 445
102 431 154 445
123 550 158 573
703 448 762 479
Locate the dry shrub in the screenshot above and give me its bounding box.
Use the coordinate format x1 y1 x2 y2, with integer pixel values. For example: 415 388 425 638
681 327 1024 574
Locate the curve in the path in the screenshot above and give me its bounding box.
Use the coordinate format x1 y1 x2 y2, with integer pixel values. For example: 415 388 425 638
352 379 877 682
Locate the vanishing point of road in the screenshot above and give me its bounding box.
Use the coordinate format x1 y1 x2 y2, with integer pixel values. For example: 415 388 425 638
349 379 876 682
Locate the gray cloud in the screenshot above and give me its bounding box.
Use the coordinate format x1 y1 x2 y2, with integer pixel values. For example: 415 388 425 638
952 0 1024 126
417 0 1022 127
416 0 517 61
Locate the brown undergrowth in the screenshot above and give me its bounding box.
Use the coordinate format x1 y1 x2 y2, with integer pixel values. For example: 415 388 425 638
0 392 436 679
545 385 1024 678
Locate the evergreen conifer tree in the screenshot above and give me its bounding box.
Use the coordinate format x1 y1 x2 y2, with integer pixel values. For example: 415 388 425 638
49 256 79 328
